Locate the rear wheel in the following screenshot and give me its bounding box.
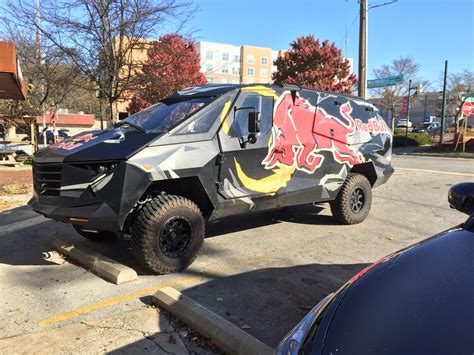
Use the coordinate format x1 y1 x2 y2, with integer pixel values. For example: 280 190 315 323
131 195 204 274
72 225 117 241
330 173 372 225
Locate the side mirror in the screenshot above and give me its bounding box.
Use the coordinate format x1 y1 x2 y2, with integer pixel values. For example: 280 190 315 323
448 183 474 215
248 111 260 134
246 111 260 145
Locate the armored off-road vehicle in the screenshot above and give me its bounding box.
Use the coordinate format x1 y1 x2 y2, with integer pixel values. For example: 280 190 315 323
29 84 393 273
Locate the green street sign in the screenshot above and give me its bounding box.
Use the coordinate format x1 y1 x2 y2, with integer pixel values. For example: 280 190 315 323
367 74 405 89
461 93 474 102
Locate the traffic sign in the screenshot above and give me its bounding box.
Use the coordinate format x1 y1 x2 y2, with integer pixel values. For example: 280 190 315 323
462 101 473 117
367 75 405 89
461 93 474 102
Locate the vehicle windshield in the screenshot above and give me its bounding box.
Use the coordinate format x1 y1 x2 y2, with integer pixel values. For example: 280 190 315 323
123 98 213 133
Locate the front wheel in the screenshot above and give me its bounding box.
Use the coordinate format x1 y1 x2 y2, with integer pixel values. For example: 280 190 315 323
330 173 372 225
131 195 205 274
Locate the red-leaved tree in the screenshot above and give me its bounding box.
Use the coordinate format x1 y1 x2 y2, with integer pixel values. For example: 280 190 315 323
273 35 356 94
127 34 207 113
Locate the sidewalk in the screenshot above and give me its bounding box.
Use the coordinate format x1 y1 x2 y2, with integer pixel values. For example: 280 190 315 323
0 307 218 354
393 146 474 159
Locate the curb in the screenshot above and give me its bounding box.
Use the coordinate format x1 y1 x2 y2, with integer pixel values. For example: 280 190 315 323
153 287 274 355
394 152 474 160
52 239 137 284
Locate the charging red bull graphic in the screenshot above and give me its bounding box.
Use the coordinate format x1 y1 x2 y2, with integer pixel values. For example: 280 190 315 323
263 92 364 174
56 133 97 151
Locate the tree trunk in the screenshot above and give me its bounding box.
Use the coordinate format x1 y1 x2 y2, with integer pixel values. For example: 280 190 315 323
109 99 114 127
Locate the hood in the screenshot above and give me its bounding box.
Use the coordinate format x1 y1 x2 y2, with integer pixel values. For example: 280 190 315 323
34 129 161 163
320 227 474 355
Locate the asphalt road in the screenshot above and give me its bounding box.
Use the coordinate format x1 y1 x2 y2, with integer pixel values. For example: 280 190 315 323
0 155 473 348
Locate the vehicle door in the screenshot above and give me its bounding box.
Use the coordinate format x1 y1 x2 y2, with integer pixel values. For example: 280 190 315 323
217 92 275 199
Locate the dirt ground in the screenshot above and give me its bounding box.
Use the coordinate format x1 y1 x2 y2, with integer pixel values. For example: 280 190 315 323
0 167 33 212
0 167 32 185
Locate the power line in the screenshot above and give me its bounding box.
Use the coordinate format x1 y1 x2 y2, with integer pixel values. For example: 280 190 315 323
369 0 398 10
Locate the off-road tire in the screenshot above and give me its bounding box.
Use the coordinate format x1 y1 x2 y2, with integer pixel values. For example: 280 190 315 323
330 173 372 225
72 225 117 241
131 195 204 274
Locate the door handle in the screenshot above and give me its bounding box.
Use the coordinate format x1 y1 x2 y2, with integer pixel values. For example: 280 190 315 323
330 128 335 137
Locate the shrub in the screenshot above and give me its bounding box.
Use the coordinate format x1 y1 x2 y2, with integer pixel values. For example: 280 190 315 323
392 132 432 147
393 128 406 135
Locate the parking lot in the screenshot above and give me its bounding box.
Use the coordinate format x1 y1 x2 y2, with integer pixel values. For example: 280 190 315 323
0 154 473 349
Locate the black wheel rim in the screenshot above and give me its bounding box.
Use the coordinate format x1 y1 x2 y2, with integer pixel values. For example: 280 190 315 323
158 216 192 258
350 187 366 213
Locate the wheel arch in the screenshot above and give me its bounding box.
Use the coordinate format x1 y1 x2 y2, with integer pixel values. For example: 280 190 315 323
142 177 214 220
350 162 377 186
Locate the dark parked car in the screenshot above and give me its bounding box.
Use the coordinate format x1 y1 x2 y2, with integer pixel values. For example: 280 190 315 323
27 129 71 144
277 182 474 355
411 122 440 134
44 129 70 144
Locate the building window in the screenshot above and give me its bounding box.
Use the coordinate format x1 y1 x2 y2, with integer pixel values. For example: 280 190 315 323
232 67 240 75
208 77 214 83
261 56 268 65
206 64 213 72
260 68 268 78
234 55 240 63
206 51 213 60
222 67 228 73
221 78 228 83
247 80 254 84
247 67 254 76
247 55 254 64
222 53 229 61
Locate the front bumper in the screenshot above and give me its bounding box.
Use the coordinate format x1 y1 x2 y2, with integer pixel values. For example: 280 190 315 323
28 161 152 232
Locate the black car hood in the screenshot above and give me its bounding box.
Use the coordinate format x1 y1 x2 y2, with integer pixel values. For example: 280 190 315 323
319 227 474 355
34 129 161 163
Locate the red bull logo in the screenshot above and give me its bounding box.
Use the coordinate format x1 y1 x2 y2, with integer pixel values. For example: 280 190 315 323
263 92 364 174
56 133 97 151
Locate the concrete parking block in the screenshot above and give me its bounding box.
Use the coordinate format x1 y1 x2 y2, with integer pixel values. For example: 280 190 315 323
52 238 137 284
153 286 274 355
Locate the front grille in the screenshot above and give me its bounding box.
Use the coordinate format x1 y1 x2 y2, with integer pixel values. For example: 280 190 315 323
33 162 62 196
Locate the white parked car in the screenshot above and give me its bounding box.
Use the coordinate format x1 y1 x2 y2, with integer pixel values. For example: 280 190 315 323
397 118 413 128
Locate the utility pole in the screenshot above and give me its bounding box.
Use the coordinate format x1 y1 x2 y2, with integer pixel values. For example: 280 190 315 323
404 79 412 147
35 0 44 150
439 60 448 147
358 0 368 99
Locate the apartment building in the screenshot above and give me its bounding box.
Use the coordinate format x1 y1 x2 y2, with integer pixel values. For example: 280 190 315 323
196 41 287 85
115 38 155 119
196 41 241 84
240 45 273 84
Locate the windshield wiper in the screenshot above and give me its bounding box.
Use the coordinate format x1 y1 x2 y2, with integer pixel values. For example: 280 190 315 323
115 120 146 133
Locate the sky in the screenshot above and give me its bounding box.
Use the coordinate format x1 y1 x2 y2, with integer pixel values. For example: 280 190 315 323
184 0 474 89
0 0 472 89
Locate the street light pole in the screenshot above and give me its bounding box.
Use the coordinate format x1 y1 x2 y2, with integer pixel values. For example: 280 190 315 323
439 60 448 147
404 79 412 147
358 0 368 99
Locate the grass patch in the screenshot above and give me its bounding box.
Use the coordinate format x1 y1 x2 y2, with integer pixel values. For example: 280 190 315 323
393 132 432 147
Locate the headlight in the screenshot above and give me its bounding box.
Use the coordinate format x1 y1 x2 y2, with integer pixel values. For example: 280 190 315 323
79 162 118 177
275 293 334 355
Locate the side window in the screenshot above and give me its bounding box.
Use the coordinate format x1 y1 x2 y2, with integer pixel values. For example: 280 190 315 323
174 98 225 135
231 95 273 138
